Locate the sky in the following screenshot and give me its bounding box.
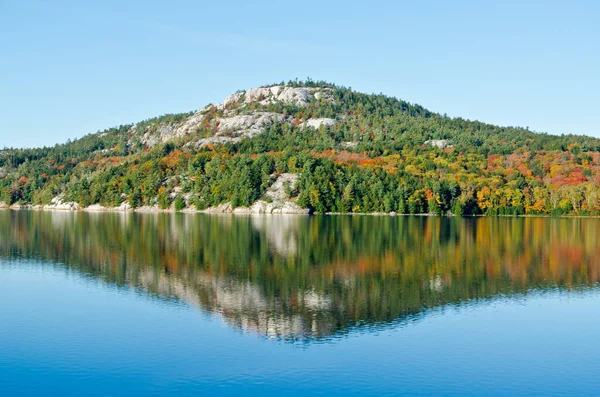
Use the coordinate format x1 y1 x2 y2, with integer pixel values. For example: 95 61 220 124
1 0 599 148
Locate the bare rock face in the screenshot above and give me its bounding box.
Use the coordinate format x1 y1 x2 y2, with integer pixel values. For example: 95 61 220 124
133 85 336 148
224 86 331 108
187 112 287 149
218 112 286 138
424 139 452 149
139 125 177 147
264 173 297 202
42 195 80 211
175 105 210 136
84 204 108 212
232 200 308 215
115 202 132 211
340 141 358 149
304 118 335 129
272 87 311 106
201 202 234 213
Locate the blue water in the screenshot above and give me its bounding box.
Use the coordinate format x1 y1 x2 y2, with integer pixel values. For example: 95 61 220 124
2 212 600 395
2 260 600 396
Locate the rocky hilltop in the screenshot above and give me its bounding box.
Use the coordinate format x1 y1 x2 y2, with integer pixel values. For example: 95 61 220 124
133 85 337 149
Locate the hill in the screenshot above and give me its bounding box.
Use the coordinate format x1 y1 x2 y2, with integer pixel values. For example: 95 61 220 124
2 79 600 215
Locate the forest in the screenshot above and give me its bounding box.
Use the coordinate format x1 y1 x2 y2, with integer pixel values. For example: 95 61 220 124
2 80 600 216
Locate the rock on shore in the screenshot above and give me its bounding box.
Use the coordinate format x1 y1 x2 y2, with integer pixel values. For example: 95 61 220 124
202 173 309 214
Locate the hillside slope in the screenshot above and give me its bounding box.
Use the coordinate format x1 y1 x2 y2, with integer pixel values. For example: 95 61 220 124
2 80 600 215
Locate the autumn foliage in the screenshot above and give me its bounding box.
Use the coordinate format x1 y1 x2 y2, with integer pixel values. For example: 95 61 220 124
2 81 600 216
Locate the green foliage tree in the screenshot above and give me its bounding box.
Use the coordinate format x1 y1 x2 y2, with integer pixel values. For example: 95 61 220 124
174 195 185 211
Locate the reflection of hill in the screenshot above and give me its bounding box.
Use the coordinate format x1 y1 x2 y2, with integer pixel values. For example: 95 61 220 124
135 268 337 339
2 211 600 340
250 215 301 257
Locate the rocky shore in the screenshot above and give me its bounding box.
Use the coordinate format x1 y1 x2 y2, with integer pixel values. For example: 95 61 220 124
0 173 310 215
0 202 311 214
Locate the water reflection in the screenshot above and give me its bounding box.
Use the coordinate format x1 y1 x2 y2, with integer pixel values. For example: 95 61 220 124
1 211 599 341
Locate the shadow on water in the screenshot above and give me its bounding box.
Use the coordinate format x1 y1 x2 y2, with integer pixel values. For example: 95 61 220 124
1 210 600 342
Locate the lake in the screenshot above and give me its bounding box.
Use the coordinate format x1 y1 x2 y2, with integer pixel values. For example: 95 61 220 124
1 211 600 396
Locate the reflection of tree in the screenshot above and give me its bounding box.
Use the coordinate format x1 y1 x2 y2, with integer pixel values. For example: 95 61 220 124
1 211 600 340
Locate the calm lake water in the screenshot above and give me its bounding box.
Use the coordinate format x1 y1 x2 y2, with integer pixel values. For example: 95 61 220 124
1 211 600 396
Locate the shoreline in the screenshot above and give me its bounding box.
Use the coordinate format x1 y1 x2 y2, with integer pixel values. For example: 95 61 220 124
2 204 599 218
0 202 310 215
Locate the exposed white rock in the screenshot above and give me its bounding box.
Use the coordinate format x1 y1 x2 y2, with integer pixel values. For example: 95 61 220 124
218 114 257 131
223 92 244 107
140 125 177 147
175 104 213 136
218 112 285 138
272 87 311 106
184 112 287 148
136 85 336 147
84 202 132 212
424 139 452 149
304 118 335 129
84 204 108 212
134 205 163 213
44 202 80 211
224 85 333 108
340 141 358 149
232 200 308 215
201 202 234 213
269 86 281 96
43 195 80 211
265 173 297 202
313 91 326 100
113 202 132 211
144 111 287 148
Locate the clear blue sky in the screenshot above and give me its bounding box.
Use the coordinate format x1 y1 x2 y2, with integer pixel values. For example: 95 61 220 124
1 0 599 148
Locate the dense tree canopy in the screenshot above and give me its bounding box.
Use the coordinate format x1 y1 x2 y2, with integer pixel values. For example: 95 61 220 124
2 81 600 216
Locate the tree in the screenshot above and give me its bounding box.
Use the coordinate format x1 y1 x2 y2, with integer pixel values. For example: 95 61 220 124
174 195 185 211
129 190 143 208
1 187 12 205
158 187 171 210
